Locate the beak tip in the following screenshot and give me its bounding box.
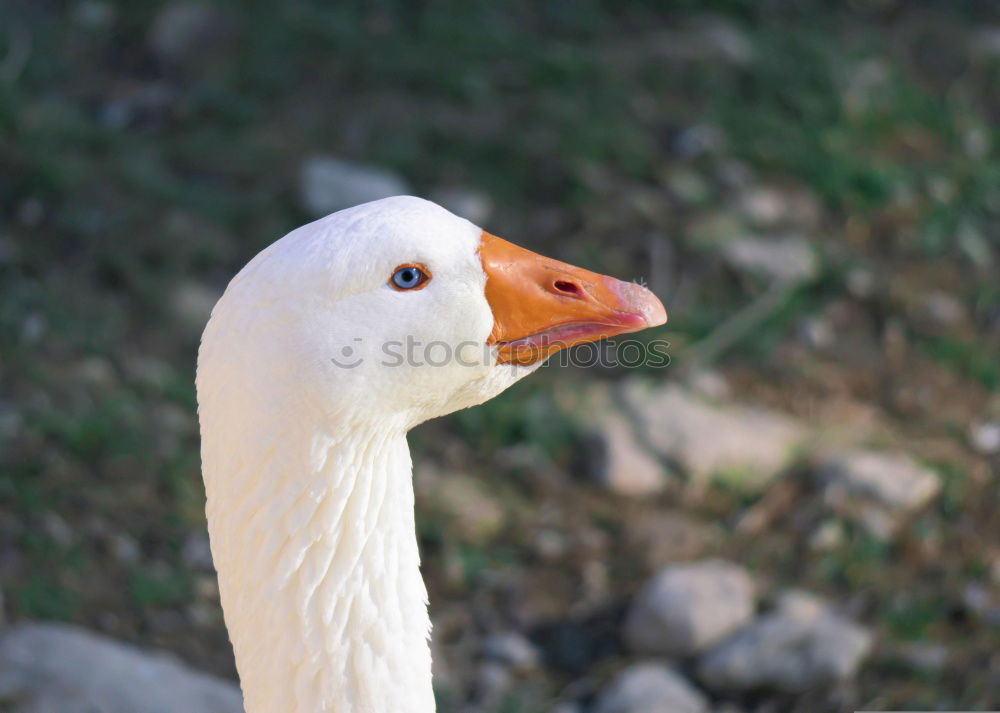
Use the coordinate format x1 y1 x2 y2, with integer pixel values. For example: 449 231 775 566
607 278 668 329
645 298 668 328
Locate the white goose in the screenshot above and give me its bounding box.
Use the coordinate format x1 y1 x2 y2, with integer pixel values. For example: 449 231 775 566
196 196 666 713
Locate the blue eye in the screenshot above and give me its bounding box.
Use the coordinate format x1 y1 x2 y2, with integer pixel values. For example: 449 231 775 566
390 265 430 290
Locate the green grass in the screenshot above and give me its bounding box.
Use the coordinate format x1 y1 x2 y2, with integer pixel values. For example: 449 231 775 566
15 573 80 621
450 382 581 459
129 566 192 610
916 335 1000 390
885 594 945 642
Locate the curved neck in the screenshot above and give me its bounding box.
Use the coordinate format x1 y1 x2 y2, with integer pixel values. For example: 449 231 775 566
203 423 434 713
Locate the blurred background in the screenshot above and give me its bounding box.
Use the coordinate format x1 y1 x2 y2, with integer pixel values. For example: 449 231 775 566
1 1 999 712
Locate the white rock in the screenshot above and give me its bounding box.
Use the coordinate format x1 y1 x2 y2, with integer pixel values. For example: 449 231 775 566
595 663 709 713
962 583 1000 625
0 624 243 713
624 560 755 657
809 518 845 552
969 421 1000 455
299 156 409 217
921 291 965 327
818 450 940 517
798 316 834 350
722 235 818 285
772 589 828 621
430 187 493 225
624 384 807 492
481 632 541 672
697 611 872 692
737 187 786 227
583 412 668 496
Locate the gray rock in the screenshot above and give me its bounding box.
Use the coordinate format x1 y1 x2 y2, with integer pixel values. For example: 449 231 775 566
181 532 215 572
481 632 541 672
148 2 234 65
673 125 727 159
110 533 142 565
430 187 493 225
712 705 745 713
473 661 512 705
817 450 940 537
961 583 1000 626
0 401 23 442
886 641 949 674
608 18 752 69
0 623 242 713
171 280 222 335
675 18 753 65
550 703 583 713
624 384 807 492
972 27 1000 58
624 560 755 657
73 1 116 30
299 156 409 217
721 236 818 285
595 663 709 713
583 412 668 496
845 267 876 298
697 611 872 693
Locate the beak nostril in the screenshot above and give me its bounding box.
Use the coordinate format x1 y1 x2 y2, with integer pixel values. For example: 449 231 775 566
553 280 583 297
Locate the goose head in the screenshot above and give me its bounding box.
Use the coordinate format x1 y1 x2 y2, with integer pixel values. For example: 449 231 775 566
201 195 666 433
196 195 666 713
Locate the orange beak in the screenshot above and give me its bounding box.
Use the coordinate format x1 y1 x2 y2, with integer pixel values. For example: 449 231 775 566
479 231 667 366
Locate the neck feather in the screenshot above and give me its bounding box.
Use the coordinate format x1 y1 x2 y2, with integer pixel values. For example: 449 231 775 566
203 421 434 713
